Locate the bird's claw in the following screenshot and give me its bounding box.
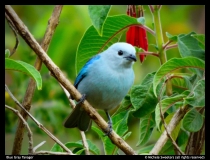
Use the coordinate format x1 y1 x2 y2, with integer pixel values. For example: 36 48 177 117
103 121 113 136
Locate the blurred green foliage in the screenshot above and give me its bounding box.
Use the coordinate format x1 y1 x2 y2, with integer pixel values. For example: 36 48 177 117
5 5 205 154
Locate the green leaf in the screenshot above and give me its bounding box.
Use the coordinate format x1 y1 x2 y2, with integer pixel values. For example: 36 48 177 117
182 108 204 132
184 79 205 107
114 95 134 115
171 74 193 93
5 58 42 90
159 140 174 155
153 57 205 97
113 110 130 136
88 5 111 36
76 15 140 74
50 143 63 152
155 93 189 131
138 144 154 154
65 139 100 155
191 34 205 49
137 17 145 25
166 32 177 41
137 114 155 146
161 113 181 141
177 32 205 60
122 131 132 140
5 49 10 58
98 110 131 155
74 148 86 155
91 126 104 139
177 129 189 148
131 72 158 118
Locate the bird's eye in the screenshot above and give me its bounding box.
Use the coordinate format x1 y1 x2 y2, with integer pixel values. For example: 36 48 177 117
118 50 123 56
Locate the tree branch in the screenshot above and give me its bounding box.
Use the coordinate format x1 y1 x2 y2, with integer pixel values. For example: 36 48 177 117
149 106 188 155
5 105 33 154
5 13 19 57
158 81 185 155
5 85 73 154
8 5 63 155
5 5 136 155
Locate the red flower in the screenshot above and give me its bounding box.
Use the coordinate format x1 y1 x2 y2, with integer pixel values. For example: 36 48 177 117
126 5 148 63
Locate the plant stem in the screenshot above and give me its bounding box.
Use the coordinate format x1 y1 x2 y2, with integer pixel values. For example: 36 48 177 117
152 5 172 96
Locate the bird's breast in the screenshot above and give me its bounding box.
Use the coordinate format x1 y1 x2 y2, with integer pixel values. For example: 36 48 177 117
77 66 134 111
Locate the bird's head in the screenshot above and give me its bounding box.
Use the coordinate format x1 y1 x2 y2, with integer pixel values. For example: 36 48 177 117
102 42 137 68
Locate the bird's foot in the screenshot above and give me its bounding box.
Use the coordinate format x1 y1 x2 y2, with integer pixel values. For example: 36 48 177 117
103 120 113 136
77 94 86 105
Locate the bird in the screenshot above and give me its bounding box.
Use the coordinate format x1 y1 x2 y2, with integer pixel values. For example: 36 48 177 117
63 42 136 134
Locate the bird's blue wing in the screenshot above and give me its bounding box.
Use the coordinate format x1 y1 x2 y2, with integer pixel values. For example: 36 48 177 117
74 55 101 88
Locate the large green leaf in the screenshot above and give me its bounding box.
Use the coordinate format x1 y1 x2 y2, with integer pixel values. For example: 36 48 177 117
191 34 205 49
5 58 42 90
114 95 134 115
182 108 204 132
131 72 158 118
65 139 100 155
171 73 193 94
161 113 181 141
184 79 205 107
153 57 205 97
177 32 205 60
88 5 111 36
76 15 142 74
50 143 63 152
155 92 189 131
137 114 155 146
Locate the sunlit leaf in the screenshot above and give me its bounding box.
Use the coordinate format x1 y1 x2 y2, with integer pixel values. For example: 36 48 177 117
5 58 42 90
153 57 205 97
5 49 10 58
155 92 189 131
138 144 154 154
114 95 134 115
137 114 155 146
65 139 100 155
76 15 141 74
161 113 181 141
50 143 63 152
191 34 205 49
184 79 205 107
177 32 205 60
182 108 204 132
88 5 111 36
166 32 177 41
131 72 158 118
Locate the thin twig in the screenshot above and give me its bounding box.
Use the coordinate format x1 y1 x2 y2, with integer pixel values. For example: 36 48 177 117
5 105 33 154
162 40 172 50
165 44 178 50
33 141 46 152
138 51 159 57
9 5 63 155
158 5 162 10
5 5 136 155
5 84 73 154
148 5 154 13
58 83 90 155
34 151 72 155
5 13 19 57
158 79 185 155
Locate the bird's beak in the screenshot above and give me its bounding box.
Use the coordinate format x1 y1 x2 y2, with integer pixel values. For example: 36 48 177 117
124 54 137 62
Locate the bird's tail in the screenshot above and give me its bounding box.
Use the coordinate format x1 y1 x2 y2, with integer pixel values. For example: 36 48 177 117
63 105 92 132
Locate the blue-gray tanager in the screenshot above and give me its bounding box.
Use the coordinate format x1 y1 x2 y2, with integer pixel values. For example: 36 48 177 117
64 42 136 133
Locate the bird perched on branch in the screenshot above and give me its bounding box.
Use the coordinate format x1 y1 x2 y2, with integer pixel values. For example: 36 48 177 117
64 42 136 134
